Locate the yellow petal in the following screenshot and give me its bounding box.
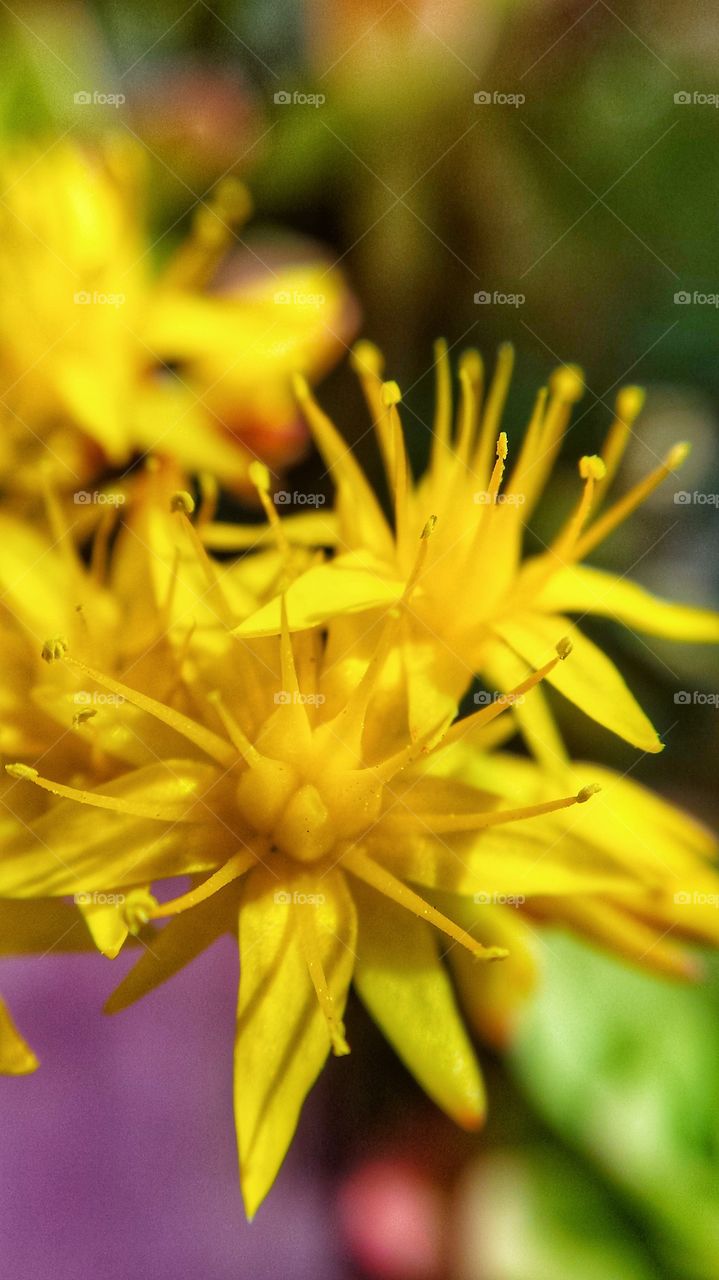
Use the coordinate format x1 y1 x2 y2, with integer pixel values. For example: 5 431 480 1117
353 882 485 1128
234 555 404 638
533 564 719 642
235 865 356 1218
0 998 38 1074
493 612 663 753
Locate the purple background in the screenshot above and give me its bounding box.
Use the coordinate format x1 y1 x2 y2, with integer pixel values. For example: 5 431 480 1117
0 937 350 1280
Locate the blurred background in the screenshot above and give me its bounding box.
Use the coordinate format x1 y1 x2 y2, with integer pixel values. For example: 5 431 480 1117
1 2 718 1276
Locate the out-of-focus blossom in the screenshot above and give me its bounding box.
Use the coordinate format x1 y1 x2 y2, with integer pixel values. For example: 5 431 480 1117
0 136 357 495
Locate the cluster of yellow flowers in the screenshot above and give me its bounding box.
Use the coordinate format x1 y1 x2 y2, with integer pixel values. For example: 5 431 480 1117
1 139 718 1219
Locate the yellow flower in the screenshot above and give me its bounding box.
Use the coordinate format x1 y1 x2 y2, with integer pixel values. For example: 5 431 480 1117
0 136 356 493
1 490 717 1217
235 342 719 763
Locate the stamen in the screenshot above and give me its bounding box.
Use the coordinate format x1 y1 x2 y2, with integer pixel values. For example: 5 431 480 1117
206 692 262 766
293 374 388 533
573 442 690 562
41 636 68 663
505 385 547 499
49 650 236 768
121 889 158 934
171 492 237 625
473 343 514 486
150 850 255 918
439 639 572 750
161 178 252 289
295 897 351 1055
351 341 392 478
4 764 202 821
335 525 437 754
343 848 508 961
430 338 453 468
455 350 483 464
248 461 291 561
595 386 645 505
550 454 607 560
395 784 600 834
381 381 411 563
520 364 584 515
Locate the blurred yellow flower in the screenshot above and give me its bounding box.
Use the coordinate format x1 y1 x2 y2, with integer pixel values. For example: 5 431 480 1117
236 342 719 765
0 136 356 493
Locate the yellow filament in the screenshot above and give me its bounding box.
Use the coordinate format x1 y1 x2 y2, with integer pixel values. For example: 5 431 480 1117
395 785 599 834
573 442 690 562
439 641 571 750
595 386 646 505
474 343 514 486
4 764 200 822
60 654 236 768
295 898 351 1055
343 848 507 961
150 850 255 918
455 350 483 464
430 338 453 468
206 692 262 766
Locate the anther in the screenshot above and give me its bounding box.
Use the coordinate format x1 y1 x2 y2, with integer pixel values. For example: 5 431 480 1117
41 637 67 663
